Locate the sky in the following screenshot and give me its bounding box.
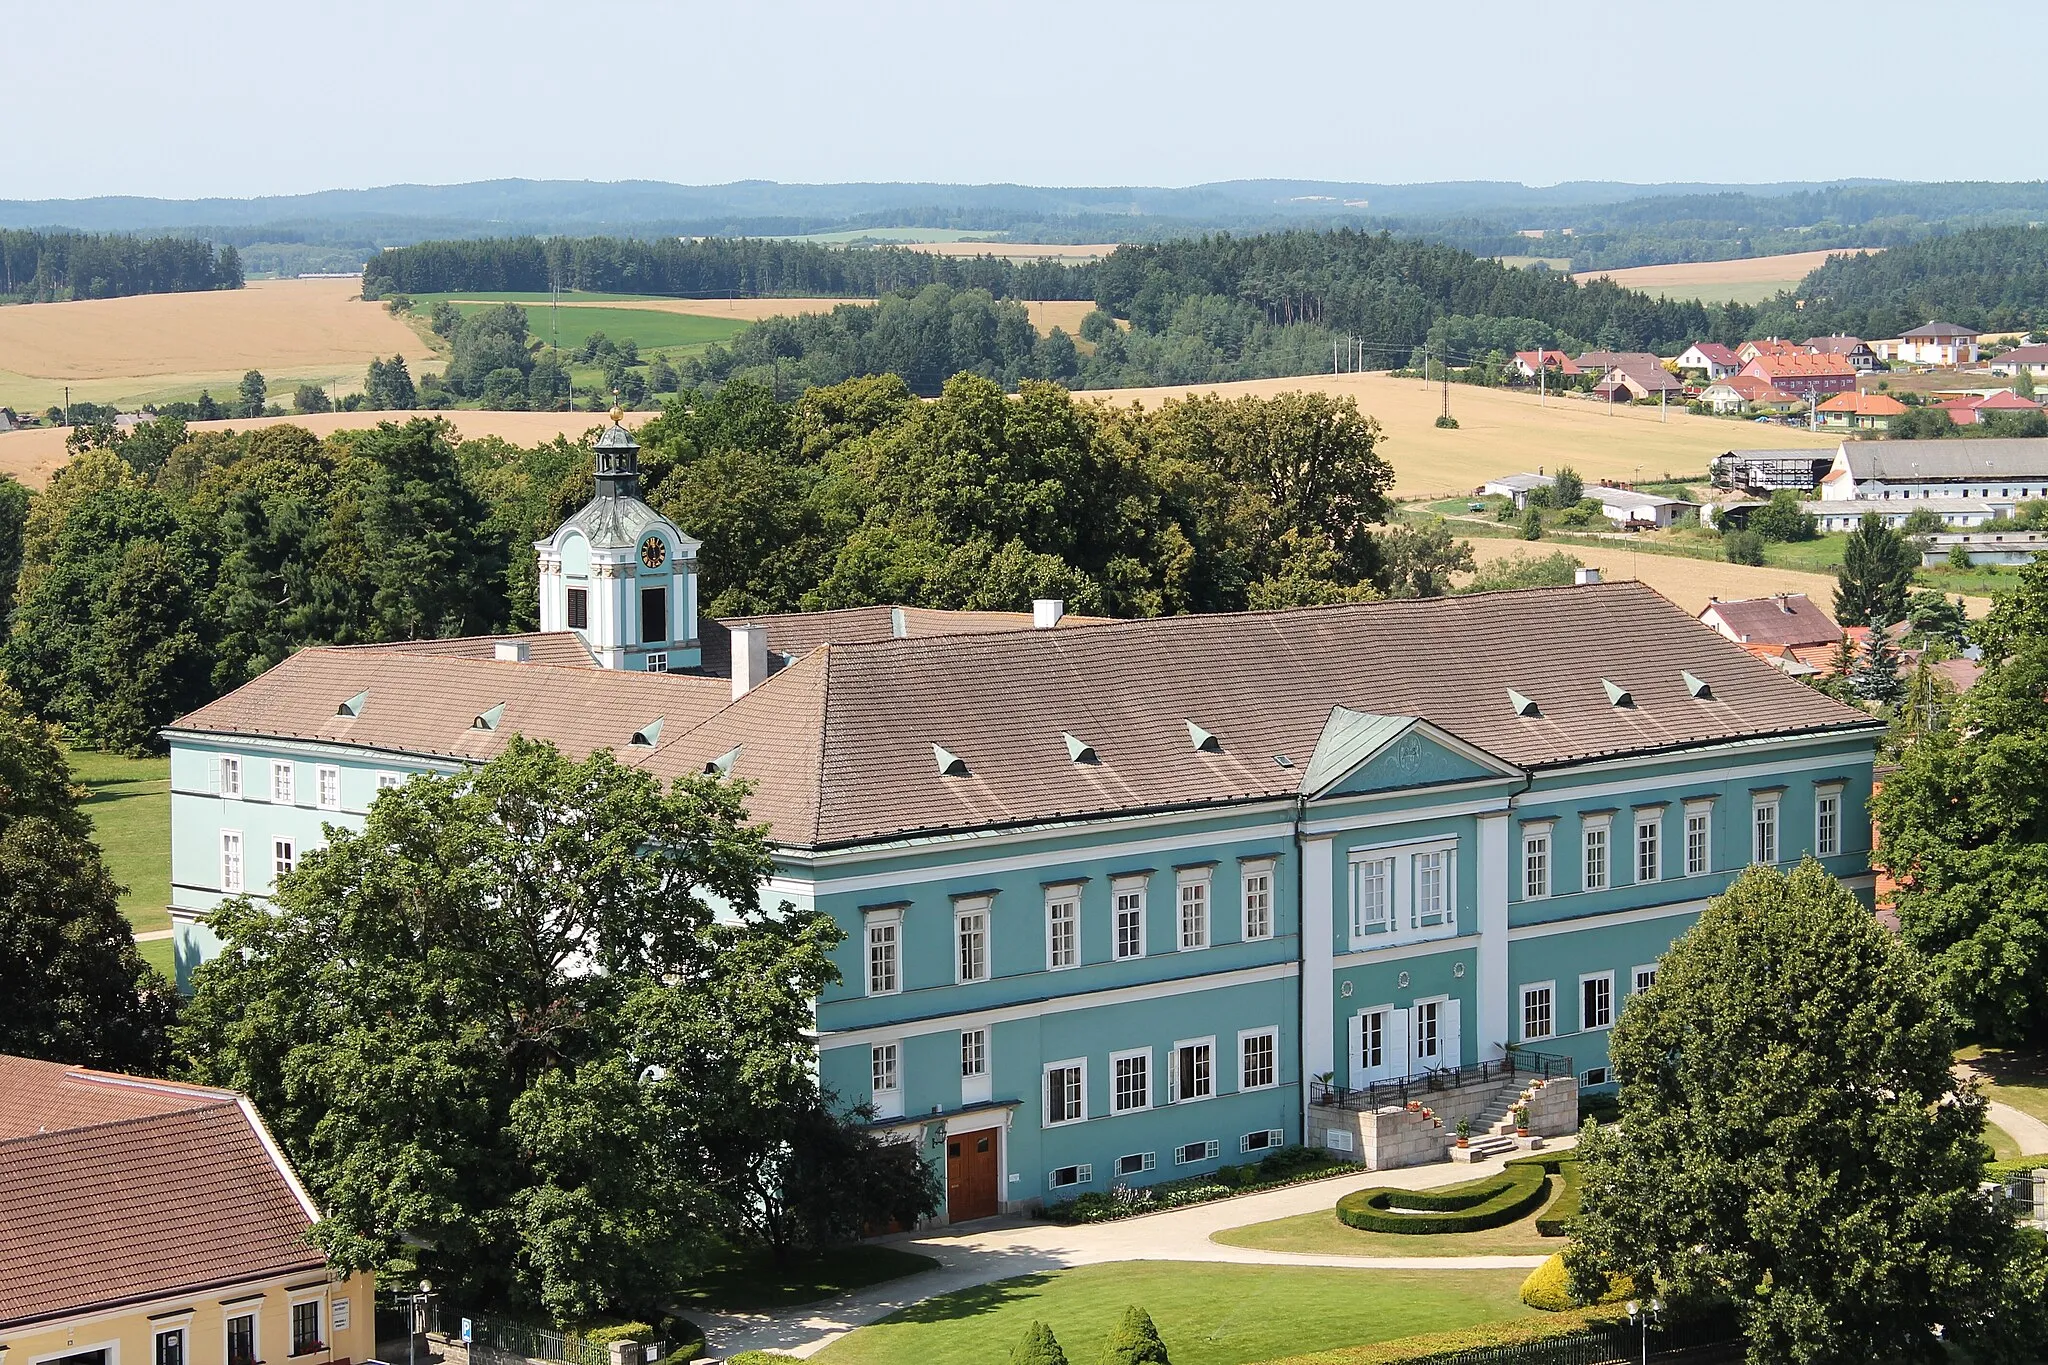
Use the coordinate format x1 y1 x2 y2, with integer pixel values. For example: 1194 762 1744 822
7 0 2046 201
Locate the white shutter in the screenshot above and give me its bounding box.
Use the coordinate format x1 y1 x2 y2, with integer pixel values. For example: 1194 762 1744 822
1386 1007 1411 1079
1347 1010 1365 1083
1167 1046 1178 1103
1442 999 1464 1071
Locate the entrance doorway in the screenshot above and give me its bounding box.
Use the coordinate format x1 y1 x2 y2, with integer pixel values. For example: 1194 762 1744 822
945 1127 1000 1222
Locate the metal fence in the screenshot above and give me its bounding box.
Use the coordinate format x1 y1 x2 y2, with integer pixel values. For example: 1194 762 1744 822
436 1309 611 1365
1310 1049 1576 1113
1401 1322 1743 1365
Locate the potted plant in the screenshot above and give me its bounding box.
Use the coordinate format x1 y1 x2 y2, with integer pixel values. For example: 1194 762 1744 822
1406 1099 1421 1112
1513 1104 1530 1137
1456 1117 1471 1148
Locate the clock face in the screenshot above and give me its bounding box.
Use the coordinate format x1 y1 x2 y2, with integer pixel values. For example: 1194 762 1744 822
640 536 667 570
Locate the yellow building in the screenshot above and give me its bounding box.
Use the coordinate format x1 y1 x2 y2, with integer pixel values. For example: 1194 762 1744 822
0 1057 376 1365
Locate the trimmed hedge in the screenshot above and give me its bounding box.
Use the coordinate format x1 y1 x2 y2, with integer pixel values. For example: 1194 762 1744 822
724 1355 802 1365
1986 1153 2048 1182
1518 1252 1636 1312
1047 1147 1360 1224
1249 1309 1623 1365
1335 1163 1551 1234
1502 1153 1583 1237
581 1324 654 1346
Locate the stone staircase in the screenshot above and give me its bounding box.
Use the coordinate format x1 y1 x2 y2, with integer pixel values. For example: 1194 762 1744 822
1450 1076 1560 1161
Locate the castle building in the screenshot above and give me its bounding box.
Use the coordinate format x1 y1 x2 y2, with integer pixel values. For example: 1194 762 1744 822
164 414 1883 1221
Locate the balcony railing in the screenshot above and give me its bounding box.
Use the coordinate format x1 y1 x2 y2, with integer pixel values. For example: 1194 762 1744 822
1310 1047 1575 1112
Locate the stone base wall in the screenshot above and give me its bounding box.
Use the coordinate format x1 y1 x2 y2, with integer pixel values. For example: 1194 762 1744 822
1309 1075 1525 1169
1523 1076 1579 1137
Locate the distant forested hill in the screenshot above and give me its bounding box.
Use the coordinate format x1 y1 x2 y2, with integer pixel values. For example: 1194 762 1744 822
0 230 242 302
1748 225 2048 338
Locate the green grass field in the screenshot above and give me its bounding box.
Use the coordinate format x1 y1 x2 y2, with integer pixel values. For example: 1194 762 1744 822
66 747 171 935
808 1263 1537 1365
441 301 747 356
1959 1046 2048 1127
673 1245 938 1313
1210 1206 1558 1257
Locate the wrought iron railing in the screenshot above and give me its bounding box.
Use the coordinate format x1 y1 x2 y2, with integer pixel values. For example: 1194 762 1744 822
1309 1047 1575 1112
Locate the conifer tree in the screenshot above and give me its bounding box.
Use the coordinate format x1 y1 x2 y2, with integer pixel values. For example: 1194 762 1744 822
1009 1321 1069 1365
1101 1306 1171 1365
1851 624 1906 708
1834 512 1914 626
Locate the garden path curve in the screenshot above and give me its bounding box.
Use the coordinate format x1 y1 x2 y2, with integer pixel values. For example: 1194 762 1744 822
698 1138 1575 1360
1987 1100 2048 1156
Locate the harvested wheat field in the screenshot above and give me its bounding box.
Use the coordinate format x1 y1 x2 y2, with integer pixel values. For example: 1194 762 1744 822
1586 248 1879 305
0 409 644 491
453 294 1100 335
1082 370 1829 499
0 277 437 411
902 241 1120 261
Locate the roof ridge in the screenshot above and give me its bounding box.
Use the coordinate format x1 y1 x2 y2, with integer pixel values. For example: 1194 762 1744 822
0 1096 240 1150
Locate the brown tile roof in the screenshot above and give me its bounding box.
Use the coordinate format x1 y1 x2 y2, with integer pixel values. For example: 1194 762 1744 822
0 1058 325 1330
349 631 599 668
1803 335 1870 355
697 605 1104 676
1700 594 1843 648
651 582 1876 849
1746 352 1857 380
0 1055 237 1138
1686 342 1741 366
1904 321 1977 339
1817 392 1907 415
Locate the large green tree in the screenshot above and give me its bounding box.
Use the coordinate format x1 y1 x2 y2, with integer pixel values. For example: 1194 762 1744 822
0 677 175 1069
1834 512 1914 626
1568 861 2030 1365
175 737 929 1323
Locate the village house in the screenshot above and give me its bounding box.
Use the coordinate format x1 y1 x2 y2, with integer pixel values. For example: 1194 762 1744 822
1818 437 2048 507
1936 390 2044 426
1593 354 1685 402
1475 472 1695 527
1805 497 1999 532
1697 593 1843 670
0 1056 377 1365
1511 350 1580 379
1738 351 1858 400
161 414 1882 1214
1573 349 1623 376
1987 342 2048 379
1920 531 2048 568
1737 338 1805 364
1802 336 1880 372
1816 391 1907 432
1896 321 1981 367
1699 374 1804 416
1674 342 1742 379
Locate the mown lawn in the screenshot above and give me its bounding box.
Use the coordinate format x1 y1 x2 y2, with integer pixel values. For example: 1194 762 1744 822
65 747 171 934
1959 1045 2048 1127
1210 1206 1558 1258
808 1263 1537 1365
672 1245 938 1313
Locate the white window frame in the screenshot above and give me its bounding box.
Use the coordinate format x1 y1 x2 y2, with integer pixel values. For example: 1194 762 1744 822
1240 1127 1285 1154
1112 876 1147 961
954 898 990 985
1048 1162 1093 1189
226 1311 259 1365
288 1293 326 1357
1753 794 1781 865
1579 971 1614 1032
1168 1035 1215 1104
864 907 901 997
645 651 669 674
1176 867 1211 951
273 837 295 884
270 760 294 805
1632 963 1658 995
1045 885 1080 971
1110 1046 1151 1114
870 1041 901 1115
1241 859 1274 941
220 829 244 893
1114 1151 1156 1177
1174 1138 1220 1166
155 1326 188 1365
316 764 341 811
1238 1026 1278 1092
219 755 242 799
1349 853 1394 942
375 771 403 791
1634 809 1662 884
1581 815 1610 892
1815 783 1844 858
1349 838 1458 949
1520 981 1556 1042
1522 822 1552 900
1684 799 1714 877
1413 847 1452 929
960 1027 988 1079
1044 1057 1087 1127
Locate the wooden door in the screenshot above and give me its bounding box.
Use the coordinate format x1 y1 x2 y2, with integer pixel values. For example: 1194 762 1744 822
946 1127 1000 1222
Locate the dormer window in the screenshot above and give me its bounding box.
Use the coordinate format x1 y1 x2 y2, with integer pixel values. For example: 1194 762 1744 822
566 588 589 630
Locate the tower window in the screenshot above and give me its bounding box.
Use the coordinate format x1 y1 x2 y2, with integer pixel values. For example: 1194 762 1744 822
566 587 589 629
640 586 667 643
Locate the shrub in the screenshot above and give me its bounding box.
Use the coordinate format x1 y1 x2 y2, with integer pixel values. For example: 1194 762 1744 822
581 1323 654 1346
1011 1320 1069 1365
1101 1305 1171 1364
724 1355 802 1365
1724 530 1765 565
1749 489 1817 542
1335 1163 1550 1234
1520 1253 1635 1312
1535 1159 1583 1236
1434 414 1459 429
1045 1148 1355 1224
1252 1309 1620 1365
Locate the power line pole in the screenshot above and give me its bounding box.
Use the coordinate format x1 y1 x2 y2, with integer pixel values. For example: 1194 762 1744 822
1442 353 1450 423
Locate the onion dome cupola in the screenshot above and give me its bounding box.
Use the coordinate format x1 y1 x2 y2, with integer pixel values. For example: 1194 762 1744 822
535 407 703 672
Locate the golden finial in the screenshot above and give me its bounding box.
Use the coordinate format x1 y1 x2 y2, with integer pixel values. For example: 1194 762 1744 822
609 403 625 425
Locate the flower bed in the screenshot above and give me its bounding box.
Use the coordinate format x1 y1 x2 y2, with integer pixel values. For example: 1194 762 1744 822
1043 1146 1361 1224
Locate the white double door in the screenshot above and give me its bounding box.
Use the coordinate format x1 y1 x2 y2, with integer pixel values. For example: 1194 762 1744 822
1349 996 1461 1085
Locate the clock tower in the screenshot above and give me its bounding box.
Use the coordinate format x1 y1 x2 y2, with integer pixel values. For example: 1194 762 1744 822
535 409 702 671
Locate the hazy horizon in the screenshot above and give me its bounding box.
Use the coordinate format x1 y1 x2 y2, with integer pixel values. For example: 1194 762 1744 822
8 0 2045 201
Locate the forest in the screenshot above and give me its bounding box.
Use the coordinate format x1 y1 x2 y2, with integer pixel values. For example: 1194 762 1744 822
0 229 243 302
1745 224 2048 339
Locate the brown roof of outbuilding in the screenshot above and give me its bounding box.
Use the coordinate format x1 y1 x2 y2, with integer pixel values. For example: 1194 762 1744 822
697 605 1103 676
0 1057 325 1330
1745 352 1857 380
1699 593 1844 648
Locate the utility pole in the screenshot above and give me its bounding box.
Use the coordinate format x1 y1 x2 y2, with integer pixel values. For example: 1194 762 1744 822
1333 338 1340 375
1442 353 1450 423
1540 350 1546 405
64 384 70 426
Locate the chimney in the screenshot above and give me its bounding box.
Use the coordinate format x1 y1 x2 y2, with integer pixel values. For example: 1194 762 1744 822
1033 599 1065 629
730 623 769 701
1574 567 1601 586
494 640 530 663
1778 595 1794 614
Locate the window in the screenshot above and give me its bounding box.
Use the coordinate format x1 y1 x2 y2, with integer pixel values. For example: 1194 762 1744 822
1582 1066 1611 1086
1112 1048 1150 1113
865 910 900 995
1754 797 1780 864
227 1315 257 1365
961 1028 987 1079
1240 1128 1284 1153
1240 1028 1277 1091
1171 1038 1214 1103
220 830 244 893
871 1042 899 1097
156 1329 185 1365
1685 804 1712 876
1522 826 1551 899
1048 1163 1092 1189
376 771 402 791
292 1300 323 1356
1350 856 1392 939
1635 812 1661 883
271 761 294 804
1413 850 1449 927
645 651 669 673
1521 983 1555 1041
955 902 989 983
1174 1139 1219 1165
1581 973 1613 1031
220 756 242 798
1241 862 1273 940
1359 1009 1384 1071
1113 880 1146 960
1582 821 1609 892
1115 1151 1155 1177
565 586 589 629
1046 890 1079 970
1816 786 1842 857
1045 1060 1085 1125
1632 964 1658 995
640 586 668 643
317 765 340 811
274 838 296 882
1177 870 1210 950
